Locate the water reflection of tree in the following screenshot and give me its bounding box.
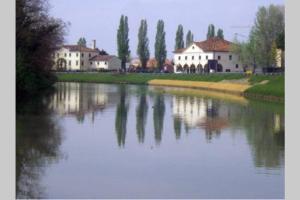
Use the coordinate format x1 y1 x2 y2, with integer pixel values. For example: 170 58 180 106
153 93 165 145
136 86 148 143
225 102 285 169
115 85 129 147
16 92 63 199
173 116 182 139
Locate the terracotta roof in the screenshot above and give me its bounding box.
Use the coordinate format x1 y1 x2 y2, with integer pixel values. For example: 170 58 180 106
173 37 234 53
195 37 233 52
90 55 115 61
62 45 99 53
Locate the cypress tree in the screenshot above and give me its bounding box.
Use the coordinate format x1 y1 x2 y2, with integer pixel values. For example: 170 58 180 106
155 20 167 70
117 15 130 71
77 37 87 47
175 24 184 50
137 19 150 70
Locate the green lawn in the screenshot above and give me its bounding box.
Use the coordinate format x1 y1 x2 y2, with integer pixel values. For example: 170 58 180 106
245 75 284 98
56 72 246 84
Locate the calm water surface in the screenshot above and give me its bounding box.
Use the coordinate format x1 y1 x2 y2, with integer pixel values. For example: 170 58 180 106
16 82 284 199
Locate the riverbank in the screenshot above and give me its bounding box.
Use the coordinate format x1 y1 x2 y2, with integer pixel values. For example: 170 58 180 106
56 73 284 103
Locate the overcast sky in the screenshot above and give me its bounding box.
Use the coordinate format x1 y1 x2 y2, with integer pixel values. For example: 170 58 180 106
49 0 284 58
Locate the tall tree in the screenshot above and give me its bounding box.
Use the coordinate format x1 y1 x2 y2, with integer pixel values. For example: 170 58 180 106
154 20 167 70
77 37 87 47
16 0 66 97
175 24 184 49
251 5 284 67
206 24 215 39
186 30 194 47
217 29 224 39
137 19 150 69
117 15 130 71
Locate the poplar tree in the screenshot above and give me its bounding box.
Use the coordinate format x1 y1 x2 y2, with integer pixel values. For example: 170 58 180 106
117 15 130 71
186 30 194 47
175 24 184 50
137 19 150 69
154 20 167 70
207 24 215 39
217 29 224 39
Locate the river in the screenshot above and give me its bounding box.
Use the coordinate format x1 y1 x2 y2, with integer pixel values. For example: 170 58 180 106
16 82 284 199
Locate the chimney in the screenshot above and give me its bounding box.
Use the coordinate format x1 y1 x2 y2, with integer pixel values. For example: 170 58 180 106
92 40 96 49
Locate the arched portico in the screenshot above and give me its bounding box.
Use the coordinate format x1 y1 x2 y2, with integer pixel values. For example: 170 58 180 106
56 58 67 71
197 64 203 73
176 64 183 73
190 64 196 73
183 64 189 74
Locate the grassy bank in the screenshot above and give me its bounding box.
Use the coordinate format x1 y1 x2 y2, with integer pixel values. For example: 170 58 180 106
245 75 284 102
56 73 245 84
56 72 284 102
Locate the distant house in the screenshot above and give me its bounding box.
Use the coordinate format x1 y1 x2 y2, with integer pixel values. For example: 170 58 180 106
173 37 242 73
89 55 121 71
52 40 121 71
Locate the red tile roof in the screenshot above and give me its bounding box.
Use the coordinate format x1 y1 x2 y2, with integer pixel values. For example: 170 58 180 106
89 55 115 61
173 37 234 53
62 45 99 53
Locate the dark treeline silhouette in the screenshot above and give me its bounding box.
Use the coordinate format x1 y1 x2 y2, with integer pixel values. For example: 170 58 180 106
16 0 66 97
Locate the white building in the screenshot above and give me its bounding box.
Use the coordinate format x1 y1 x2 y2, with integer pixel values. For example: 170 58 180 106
173 37 242 73
89 55 121 71
53 40 121 71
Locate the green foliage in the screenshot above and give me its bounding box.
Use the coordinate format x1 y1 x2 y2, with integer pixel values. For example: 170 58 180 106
217 29 224 39
154 20 167 70
251 4 285 67
16 0 65 97
206 24 215 39
77 37 87 47
186 30 194 47
175 24 184 49
117 15 130 71
137 19 150 69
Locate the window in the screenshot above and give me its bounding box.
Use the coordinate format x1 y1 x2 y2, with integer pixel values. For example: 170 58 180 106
105 62 107 65
229 55 232 60
192 46 194 49
185 56 187 60
192 56 194 60
218 55 221 60
81 61 84 66
178 56 181 60
97 62 99 65
199 56 201 60
226 69 231 72
76 61 78 66
235 64 239 69
64 53 67 57
90 62 92 65
89 53 91 57
69 53 71 57
81 53 84 57
69 61 71 66
76 53 78 57
206 55 208 60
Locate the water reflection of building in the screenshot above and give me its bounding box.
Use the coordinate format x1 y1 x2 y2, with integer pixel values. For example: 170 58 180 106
172 96 230 140
49 82 119 121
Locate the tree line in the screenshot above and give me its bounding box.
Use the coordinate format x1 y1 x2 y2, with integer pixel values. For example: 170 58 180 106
117 15 226 71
